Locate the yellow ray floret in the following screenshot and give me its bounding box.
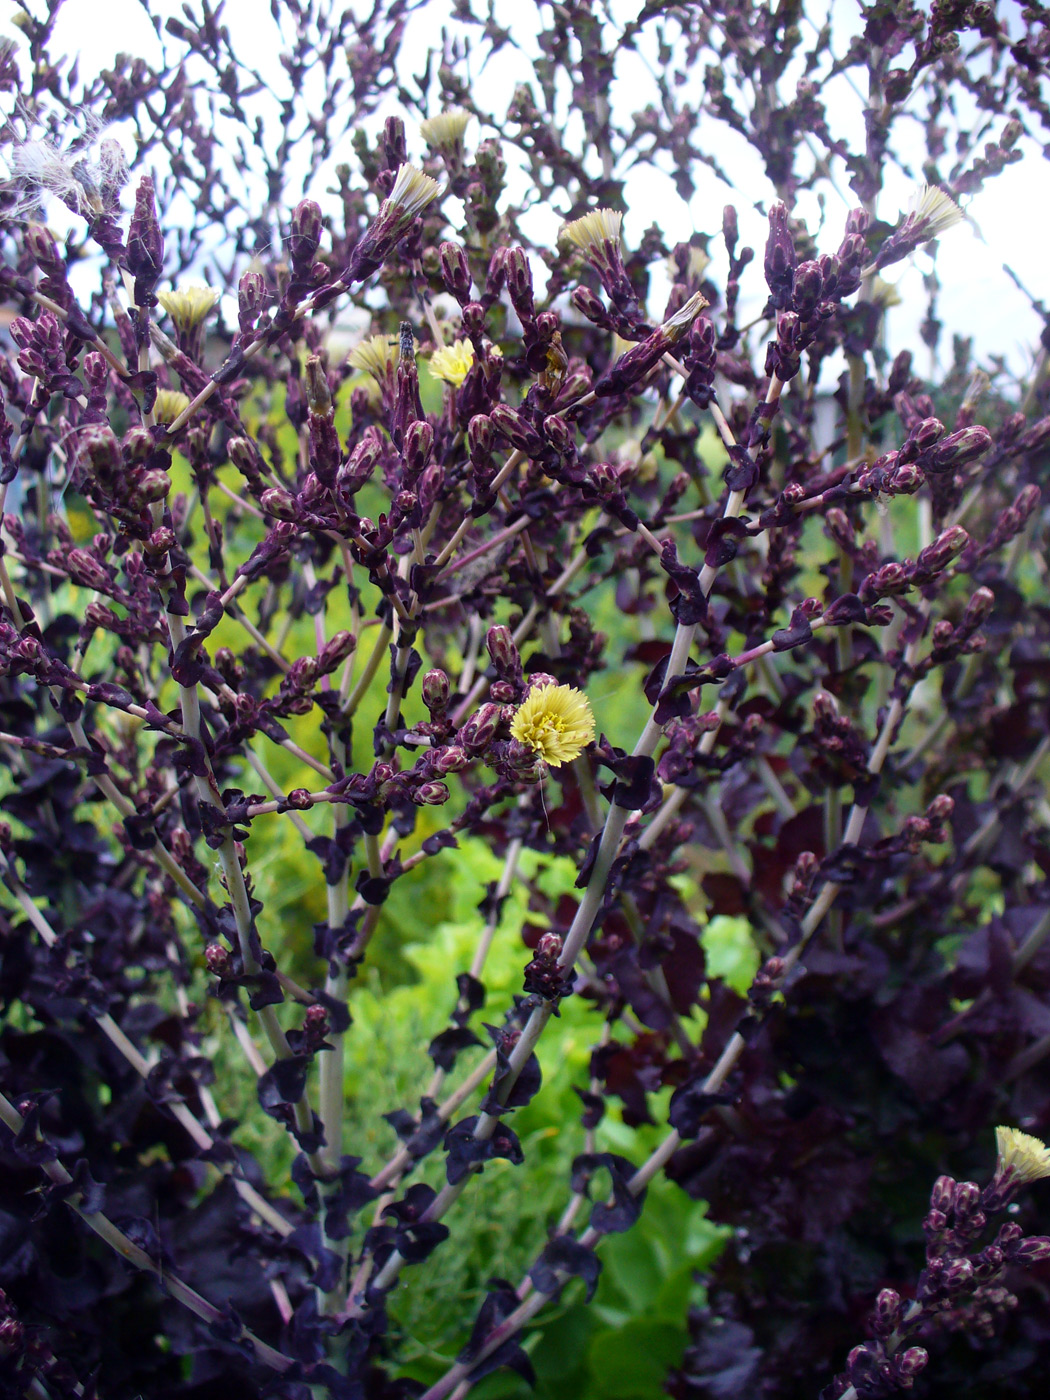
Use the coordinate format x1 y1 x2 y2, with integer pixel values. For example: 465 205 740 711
348 334 398 380
153 389 192 425
157 284 220 331
420 110 472 153
429 338 475 387
994 1126 1050 1185
510 683 595 767
561 208 622 255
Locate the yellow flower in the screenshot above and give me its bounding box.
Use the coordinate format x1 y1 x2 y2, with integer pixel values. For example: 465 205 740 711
994 1126 1050 1186
348 333 398 380
420 110 472 154
561 207 622 256
153 389 192 424
157 284 219 332
510 683 595 768
429 338 475 387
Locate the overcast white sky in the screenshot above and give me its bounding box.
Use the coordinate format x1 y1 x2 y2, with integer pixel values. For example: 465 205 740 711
1 0 1044 381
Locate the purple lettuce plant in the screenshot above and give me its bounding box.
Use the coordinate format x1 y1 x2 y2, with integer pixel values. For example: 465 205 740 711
1 2 1049 1397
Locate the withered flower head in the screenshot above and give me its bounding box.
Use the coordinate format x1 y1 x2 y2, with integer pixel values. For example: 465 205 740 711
429 338 475 387
509 683 595 767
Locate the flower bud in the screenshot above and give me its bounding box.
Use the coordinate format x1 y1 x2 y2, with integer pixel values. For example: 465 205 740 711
915 525 969 576
923 424 992 472
129 469 171 507
422 669 450 713
505 246 534 321
973 1244 1004 1280
486 624 519 677
941 1255 974 1290
403 419 434 476
460 700 504 753
791 259 823 316
288 199 323 269
952 1180 981 1219
286 789 314 810
1010 1236 1050 1264
205 943 233 977
873 1287 903 1337
467 413 495 460
895 1347 928 1380
461 301 486 338
490 404 545 456
260 487 298 520
439 241 472 303
238 270 267 332
432 744 468 774
413 780 450 805
542 413 575 456
145 527 175 556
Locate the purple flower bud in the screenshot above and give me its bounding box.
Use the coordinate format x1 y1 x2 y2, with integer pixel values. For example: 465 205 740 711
422 669 450 713
439 241 472 303
403 419 434 477
490 404 546 456
461 301 486 338
952 1180 981 1219
886 461 924 495
995 1221 1024 1248
304 355 332 415
468 413 495 460
895 1347 928 1380
941 1255 974 1290
903 416 945 460
973 1244 1004 1280
205 943 233 977
542 414 575 457
286 789 314 810
923 424 992 473
79 424 123 481
915 525 969 577
413 780 450 806
320 631 356 670
289 199 323 270
505 247 535 321
432 745 468 774
260 487 298 520
791 259 823 316
873 1287 903 1337
128 470 172 509
1017 417 1050 452
1010 1236 1050 1264
571 285 614 329
486 625 519 677
460 701 504 753
763 202 797 309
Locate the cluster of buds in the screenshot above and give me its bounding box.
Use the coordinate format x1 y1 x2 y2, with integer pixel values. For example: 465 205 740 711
828 1129 1050 1397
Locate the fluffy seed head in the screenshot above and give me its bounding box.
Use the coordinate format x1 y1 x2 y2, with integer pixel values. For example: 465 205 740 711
429 338 475 387
509 682 595 768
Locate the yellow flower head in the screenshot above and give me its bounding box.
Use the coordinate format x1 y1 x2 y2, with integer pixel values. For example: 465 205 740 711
429 338 475 387
157 284 220 332
509 683 595 768
561 207 622 257
994 1126 1050 1187
420 109 472 154
153 389 192 425
348 333 398 381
